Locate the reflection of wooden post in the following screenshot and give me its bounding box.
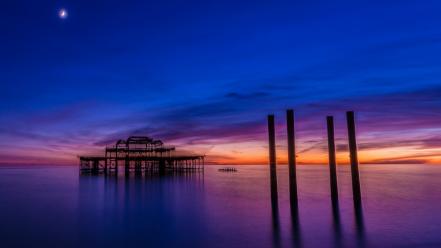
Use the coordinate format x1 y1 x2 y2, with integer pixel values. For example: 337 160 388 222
346 111 362 207
286 110 298 208
267 115 278 207
326 116 338 204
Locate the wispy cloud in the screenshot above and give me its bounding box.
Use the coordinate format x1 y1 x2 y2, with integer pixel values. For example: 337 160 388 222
2 15 441 165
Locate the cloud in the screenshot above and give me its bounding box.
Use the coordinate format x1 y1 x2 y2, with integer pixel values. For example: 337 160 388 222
3 65 441 165
82 83 441 165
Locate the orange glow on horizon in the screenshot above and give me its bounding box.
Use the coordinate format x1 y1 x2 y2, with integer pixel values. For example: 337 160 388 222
2 136 441 166
199 140 441 165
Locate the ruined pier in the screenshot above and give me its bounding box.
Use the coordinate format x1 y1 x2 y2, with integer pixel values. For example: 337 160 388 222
79 136 204 174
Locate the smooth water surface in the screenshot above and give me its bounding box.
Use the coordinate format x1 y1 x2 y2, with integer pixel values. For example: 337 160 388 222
0 164 440 247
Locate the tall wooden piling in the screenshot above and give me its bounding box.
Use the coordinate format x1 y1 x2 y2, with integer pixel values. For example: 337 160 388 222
267 115 278 207
346 111 362 207
326 116 339 204
286 109 298 208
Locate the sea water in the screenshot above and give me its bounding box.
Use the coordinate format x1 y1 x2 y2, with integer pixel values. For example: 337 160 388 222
0 164 440 247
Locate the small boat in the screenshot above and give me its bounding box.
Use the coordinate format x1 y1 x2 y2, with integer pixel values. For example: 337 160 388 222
218 167 237 172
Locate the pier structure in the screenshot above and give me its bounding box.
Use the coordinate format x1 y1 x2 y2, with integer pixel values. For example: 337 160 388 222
79 136 204 174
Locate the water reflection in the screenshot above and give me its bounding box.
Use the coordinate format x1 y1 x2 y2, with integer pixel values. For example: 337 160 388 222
79 170 206 247
354 204 366 247
2 165 440 247
331 201 342 247
271 201 281 248
79 165 368 248
290 204 302 247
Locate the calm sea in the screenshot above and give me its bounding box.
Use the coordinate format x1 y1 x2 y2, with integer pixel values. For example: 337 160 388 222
0 164 440 247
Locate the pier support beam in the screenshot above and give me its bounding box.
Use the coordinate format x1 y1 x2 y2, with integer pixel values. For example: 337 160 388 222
267 115 279 207
159 159 166 175
286 109 298 208
346 111 362 207
326 116 339 205
125 156 130 176
92 160 99 174
104 150 108 175
115 149 119 175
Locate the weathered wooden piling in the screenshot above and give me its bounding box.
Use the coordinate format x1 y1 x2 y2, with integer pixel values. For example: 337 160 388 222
346 111 362 207
328 116 342 245
326 116 339 204
286 109 298 208
267 115 279 207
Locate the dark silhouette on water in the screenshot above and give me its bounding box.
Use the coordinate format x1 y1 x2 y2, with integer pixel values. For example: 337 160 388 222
354 203 366 247
267 111 363 207
346 111 362 208
331 200 343 247
266 110 366 247
290 203 303 248
267 115 279 210
79 136 204 175
218 167 237 172
266 114 283 247
326 116 339 206
270 197 281 248
286 109 299 209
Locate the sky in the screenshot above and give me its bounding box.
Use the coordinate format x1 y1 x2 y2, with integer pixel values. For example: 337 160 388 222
1 0 441 165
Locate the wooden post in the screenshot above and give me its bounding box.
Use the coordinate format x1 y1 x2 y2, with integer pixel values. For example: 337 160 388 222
346 111 362 207
326 116 339 204
267 115 278 207
286 109 298 208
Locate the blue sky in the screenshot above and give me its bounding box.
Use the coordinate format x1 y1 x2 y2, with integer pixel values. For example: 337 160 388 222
1 0 441 164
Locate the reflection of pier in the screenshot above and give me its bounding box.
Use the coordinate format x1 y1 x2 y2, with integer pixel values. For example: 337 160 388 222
79 136 204 174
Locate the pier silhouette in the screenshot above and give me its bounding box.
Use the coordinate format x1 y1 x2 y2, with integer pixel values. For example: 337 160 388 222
79 136 204 175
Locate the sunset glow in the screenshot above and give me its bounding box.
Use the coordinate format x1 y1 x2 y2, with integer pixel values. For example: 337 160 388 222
1 1 441 166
